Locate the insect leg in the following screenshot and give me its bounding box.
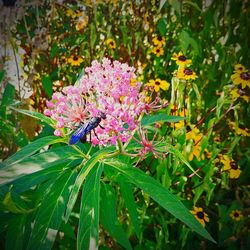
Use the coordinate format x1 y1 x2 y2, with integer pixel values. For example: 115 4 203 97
93 129 100 141
99 124 105 129
89 131 92 142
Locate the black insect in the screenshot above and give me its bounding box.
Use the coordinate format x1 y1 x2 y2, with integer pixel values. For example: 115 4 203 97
68 112 106 145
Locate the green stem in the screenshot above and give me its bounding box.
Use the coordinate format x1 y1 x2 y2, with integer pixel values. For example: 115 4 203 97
72 145 89 160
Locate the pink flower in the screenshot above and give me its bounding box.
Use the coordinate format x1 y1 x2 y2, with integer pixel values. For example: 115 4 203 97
54 129 62 136
44 58 146 146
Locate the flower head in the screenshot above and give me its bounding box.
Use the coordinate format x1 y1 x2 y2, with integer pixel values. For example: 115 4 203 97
229 88 241 101
66 9 82 19
152 36 165 47
171 52 192 66
177 67 198 80
191 206 209 227
234 64 246 73
221 155 241 179
228 121 250 136
152 46 164 57
231 64 250 89
106 38 116 49
68 55 84 66
45 58 145 145
230 210 243 221
146 78 170 92
134 127 164 159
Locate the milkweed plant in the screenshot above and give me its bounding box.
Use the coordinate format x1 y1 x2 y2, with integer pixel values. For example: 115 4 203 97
0 57 215 250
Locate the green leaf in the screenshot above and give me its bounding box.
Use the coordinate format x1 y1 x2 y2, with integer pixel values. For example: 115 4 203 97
157 18 167 36
90 23 97 49
118 176 140 238
105 159 215 243
41 75 53 98
10 107 54 126
0 146 79 186
11 159 81 194
141 114 186 126
167 144 200 177
1 83 15 106
26 170 77 250
77 163 103 250
100 183 132 250
64 147 114 221
0 69 5 83
50 44 59 58
3 191 28 214
1 136 64 168
5 214 26 250
179 30 200 55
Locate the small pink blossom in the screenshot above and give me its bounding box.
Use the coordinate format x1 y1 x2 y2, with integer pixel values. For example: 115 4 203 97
54 129 62 136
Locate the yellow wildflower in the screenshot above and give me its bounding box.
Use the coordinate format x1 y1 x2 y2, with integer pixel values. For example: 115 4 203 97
234 64 246 73
146 79 170 92
152 36 165 47
191 207 209 227
221 155 241 179
152 46 164 57
231 64 250 89
106 38 116 49
171 52 192 66
186 127 202 144
230 210 243 221
177 67 198 80
68 55 84 66
228 121 250 136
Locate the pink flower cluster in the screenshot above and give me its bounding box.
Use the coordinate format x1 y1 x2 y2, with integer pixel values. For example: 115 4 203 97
44 58 145 145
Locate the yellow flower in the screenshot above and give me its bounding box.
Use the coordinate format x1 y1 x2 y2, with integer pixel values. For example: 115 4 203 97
231 65 250 89
106 38 116 49
234 64 246 73
221 155 241 179
230 210 243 221
170 109 186 129
229 88 240 101
152 46 164 57
174 120 185 129
191 207 209 227
177 67 198 80
66 9 82 19
68 55 84 66
236 127 250 136
205 149 212 159
188 144 204 161
130 78 137 87
60 56 67 64
66 9 75 17
241 95 249 102
171 52 192 66
186 127 202 144
228 121 250 136
146 79 170 92
152 36 165 47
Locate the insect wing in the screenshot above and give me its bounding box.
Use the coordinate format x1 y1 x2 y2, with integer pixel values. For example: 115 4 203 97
68 124 88 145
